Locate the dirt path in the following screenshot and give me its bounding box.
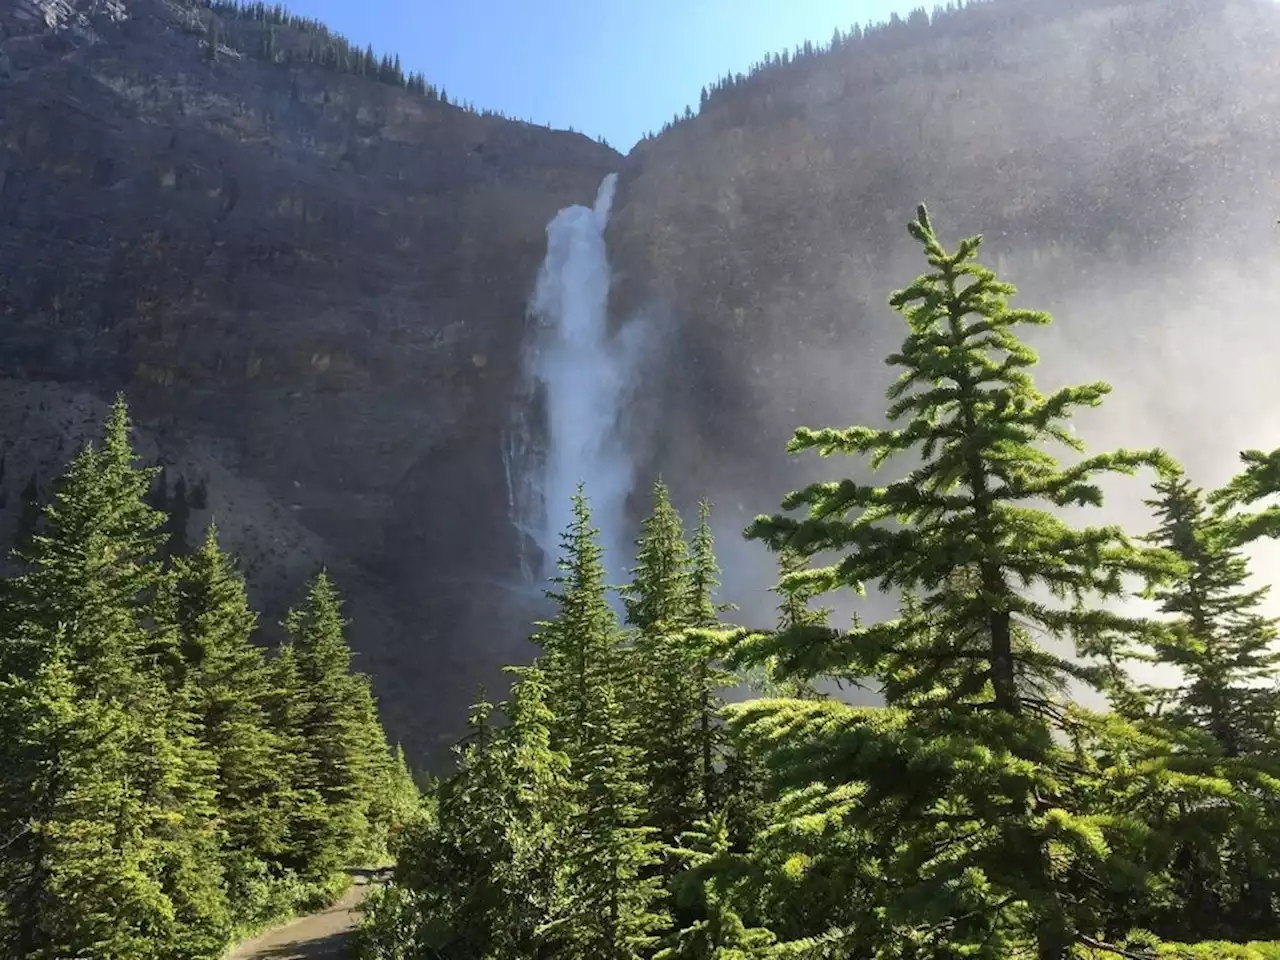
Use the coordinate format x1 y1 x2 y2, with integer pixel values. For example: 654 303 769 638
225 870 388 960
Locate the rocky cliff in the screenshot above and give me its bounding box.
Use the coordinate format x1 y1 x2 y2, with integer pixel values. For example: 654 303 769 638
0 0 620 760
603 0 1280 614
4 0 1280 763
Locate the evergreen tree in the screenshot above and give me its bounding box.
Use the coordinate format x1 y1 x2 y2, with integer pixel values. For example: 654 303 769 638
622 480 701 844
261 639 331 887
1142 471 1280 757
360 676 570 960
686 501 737 815
538 489 667 959
0 399 229 957
281 572 389 879
656 812 777 960
173 525 293 924
727 206 1176 958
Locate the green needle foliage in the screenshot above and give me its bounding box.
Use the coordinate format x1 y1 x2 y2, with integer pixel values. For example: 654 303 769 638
545 490 667 960
304 206 1280 959
1141 471 1280 757
726 205 1180 957
0 400 406 958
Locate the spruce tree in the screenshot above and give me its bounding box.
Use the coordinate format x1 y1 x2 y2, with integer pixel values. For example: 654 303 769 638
1212 445 1280 545
686 500 737 815
622 480 701 845
656 812 777 960
363 677 569 960
0 399 230 957
281 572 387 880
727 206 1176 958
1142 471 1280 757
537 489 667 959
173 525 293 923
261 638 331 888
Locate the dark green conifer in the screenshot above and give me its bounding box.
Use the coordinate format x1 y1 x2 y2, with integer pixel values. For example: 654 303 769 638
0 399 230 957
1143 471 1280 756
538 489 667 959
728 206 1176 957
174 525 294 923
622 480 701 843
656 811 777 960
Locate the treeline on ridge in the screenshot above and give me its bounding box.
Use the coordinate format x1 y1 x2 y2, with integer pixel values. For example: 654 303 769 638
355 206 1280 959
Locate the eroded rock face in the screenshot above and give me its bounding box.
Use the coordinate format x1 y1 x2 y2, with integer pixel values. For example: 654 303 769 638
0 0 619 762
605 0 1280 576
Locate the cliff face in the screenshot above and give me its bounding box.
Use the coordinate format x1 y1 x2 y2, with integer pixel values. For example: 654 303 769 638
606 0 1280 566
5 0 1280 762
0 0 620 759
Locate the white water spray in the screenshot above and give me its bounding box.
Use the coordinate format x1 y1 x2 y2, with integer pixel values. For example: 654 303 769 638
503 173 643 585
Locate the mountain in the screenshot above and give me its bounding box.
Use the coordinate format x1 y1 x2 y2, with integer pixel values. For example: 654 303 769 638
0 0 620 759
3 0 1280 762
607 0 1280 611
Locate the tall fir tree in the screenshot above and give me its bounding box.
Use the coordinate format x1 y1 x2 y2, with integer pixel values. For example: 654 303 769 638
622 481 701 845
0 399 230 958
537 489 668 959
1142 471 1280 757
281 571 390 880
727 206 1177 958
172 524 294 924
685 500 737 815
656 811 777 960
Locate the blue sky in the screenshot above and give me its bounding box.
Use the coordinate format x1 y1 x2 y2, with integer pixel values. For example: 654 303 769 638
280 0 928 152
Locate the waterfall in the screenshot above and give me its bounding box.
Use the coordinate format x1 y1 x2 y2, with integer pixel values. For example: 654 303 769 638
503 173 639 586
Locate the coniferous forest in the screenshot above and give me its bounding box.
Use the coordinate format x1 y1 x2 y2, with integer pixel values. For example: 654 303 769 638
351 209 1280 960
7 205 1280 958
0 402 421 957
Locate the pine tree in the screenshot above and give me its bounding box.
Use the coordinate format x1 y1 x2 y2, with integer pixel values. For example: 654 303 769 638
173 525 293 924
622 480 701 845
686 501 737 815
0 630 172 959
260 639 330 887
362 677 570 960
1142 471 1280 757
0 399 230 957
727 206 1176 958
280 572 387 880
537 489 668 959
656 812 777 960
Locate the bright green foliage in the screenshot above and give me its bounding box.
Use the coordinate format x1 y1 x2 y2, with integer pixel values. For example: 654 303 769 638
624 480 694 636
686 501 738 816
657 811 777 959
357 673 571 960
375 744 425 862
1211 447 1280 545
1141 472 1280 757
543 490 668 959
0 399 231 958
282 572 395 878
172 525 295 926
727 206 1177 957
624 487 737 845
0 400 404 957
623 482 703 842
